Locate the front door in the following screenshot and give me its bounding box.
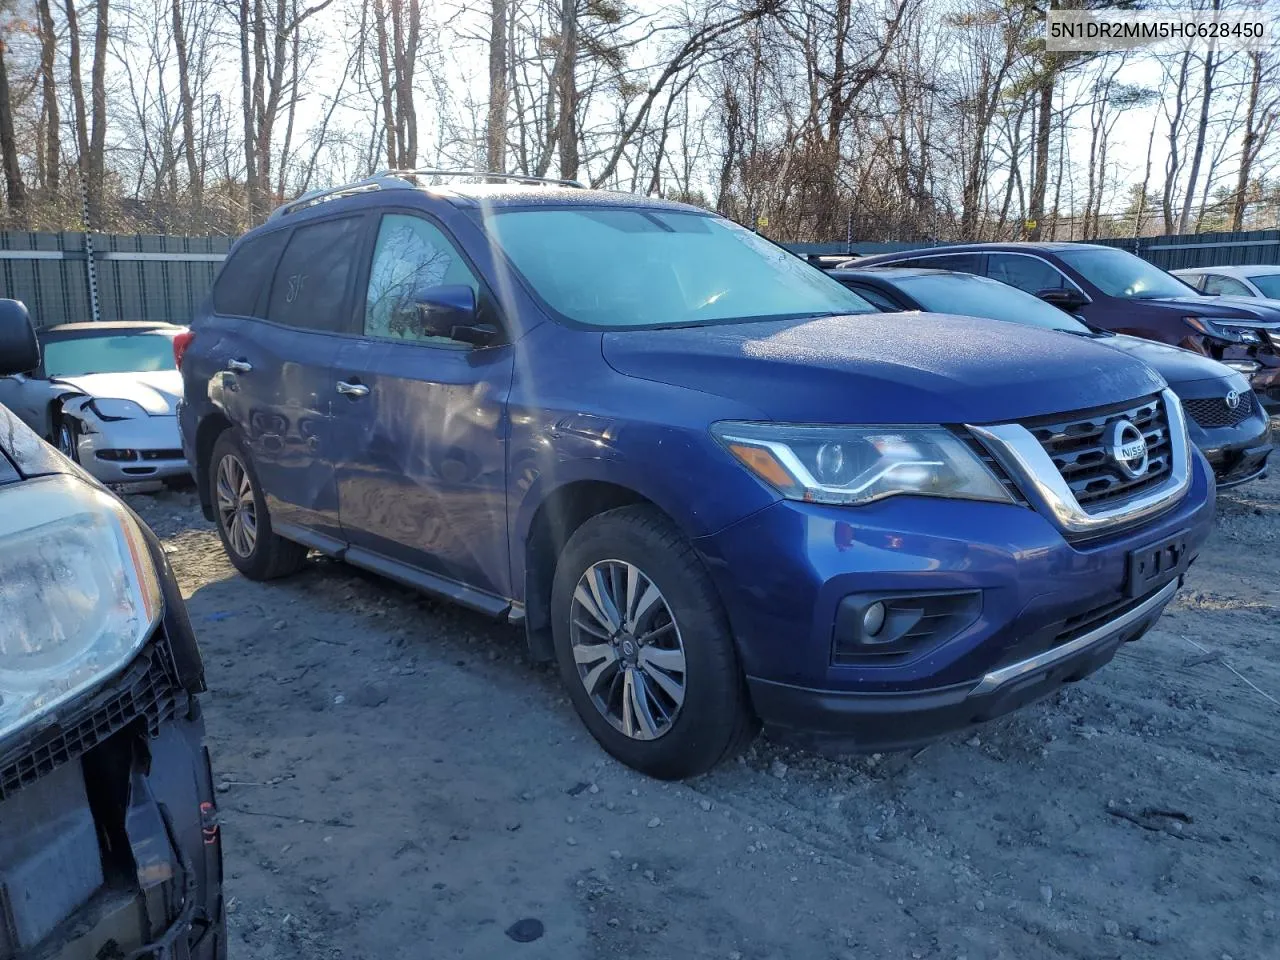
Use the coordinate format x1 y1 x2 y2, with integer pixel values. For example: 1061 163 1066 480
331 212 514 601
214 215 368 544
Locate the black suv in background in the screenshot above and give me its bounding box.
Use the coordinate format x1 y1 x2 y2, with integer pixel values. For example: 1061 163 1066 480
0 300 225 960
856 242 1280 412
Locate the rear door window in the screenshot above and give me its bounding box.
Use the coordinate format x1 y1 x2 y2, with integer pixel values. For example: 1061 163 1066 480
895 253 985 274
266 216 366 333
213 229 289 318
985 253 1072 294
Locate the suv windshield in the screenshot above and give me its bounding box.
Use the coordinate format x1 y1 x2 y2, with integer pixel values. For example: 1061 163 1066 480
1057 247 1197 300
1248 274 1280 299
485 208 874 328
43 333 177 377
895 273 1091 334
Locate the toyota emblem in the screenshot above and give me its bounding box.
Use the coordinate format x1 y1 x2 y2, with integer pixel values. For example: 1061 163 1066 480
1104 419 1149 480
1225 390 1241 410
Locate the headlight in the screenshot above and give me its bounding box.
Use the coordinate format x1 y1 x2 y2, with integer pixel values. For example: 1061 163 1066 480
88 398 148 420
1183 317 1258 344
0 474 163 744
712 422 1015 506
1223 359 1261 374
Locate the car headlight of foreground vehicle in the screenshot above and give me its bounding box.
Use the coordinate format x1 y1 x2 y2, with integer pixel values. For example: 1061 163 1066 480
0 474 162 743
712 422 1014 506
87 398 149 421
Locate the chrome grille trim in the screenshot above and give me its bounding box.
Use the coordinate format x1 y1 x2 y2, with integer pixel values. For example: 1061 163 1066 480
966 388 1192 539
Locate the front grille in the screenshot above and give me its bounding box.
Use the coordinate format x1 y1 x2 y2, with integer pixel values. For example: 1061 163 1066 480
1182 391 1255 429
0 641 180 802
1022 394 1172 512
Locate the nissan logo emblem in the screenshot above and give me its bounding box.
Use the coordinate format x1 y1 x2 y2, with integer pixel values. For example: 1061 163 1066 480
1104 419 1149 480
1225 389 1241 410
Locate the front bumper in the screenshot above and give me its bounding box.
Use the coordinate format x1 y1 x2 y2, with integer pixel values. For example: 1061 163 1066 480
0 641 223 959
1179 385 1273 487
694 452 1215 746
75 414 188 483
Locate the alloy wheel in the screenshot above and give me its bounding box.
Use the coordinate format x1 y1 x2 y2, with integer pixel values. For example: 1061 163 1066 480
215 453 258 558
569 559 687 741
56 422 78 461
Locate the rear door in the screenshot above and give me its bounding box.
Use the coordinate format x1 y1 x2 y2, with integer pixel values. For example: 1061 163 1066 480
213 214 371 547
330 210 515 605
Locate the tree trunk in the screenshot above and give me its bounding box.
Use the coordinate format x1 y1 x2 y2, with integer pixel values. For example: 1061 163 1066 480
556 0 579 181
0 41 28 220
1230 53 1263 231
486 0 508 173
1177 43 1217 234
87 0 110 228
1027 69 1053 241
1162 50 1191 234
36 0 60 195
172 0 201 207
65 0 91 190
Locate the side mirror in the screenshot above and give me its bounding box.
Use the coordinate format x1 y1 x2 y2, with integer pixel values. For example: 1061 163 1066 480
1036 287 1087 312
0 299 39 376
393 285 497 346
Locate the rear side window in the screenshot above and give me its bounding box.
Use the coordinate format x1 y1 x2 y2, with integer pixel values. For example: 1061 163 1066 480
985 253 1071 294
844 283 900 312
213 230 288 318
1202 274 1252 297
896 253 984 274
266 216 365 332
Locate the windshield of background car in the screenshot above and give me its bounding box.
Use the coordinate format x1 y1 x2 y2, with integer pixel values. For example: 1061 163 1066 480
43 334 177 377
896 274 1091 333
1248 274 1280 299
1057 247 1198 300
485 208 876 328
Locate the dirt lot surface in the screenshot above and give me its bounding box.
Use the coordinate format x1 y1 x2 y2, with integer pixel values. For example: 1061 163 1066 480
125 474 1280 960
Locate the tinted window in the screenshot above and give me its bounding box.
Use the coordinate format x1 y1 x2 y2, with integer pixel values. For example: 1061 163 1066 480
213 230 288 318
364 214 480 345
896 273 1090 333
43 333 177 377
1249 274 1280 298
1202 274 1253 297
985 253 1071 294
266 217 365 332
485 209 873 328
1056 247 1195 299
889 253 981 274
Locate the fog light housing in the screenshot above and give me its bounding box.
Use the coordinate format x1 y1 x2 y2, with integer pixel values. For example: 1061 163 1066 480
832 590 982 665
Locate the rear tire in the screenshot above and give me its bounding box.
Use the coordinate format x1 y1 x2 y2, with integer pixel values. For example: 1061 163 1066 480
550 505 757 779
209 429 307 580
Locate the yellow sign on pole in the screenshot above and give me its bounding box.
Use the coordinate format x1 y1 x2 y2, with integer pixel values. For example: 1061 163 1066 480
756 216 769 229
1024 219 1037 231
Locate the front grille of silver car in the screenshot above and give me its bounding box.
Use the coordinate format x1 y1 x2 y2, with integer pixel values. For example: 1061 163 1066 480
1020 394 1172 512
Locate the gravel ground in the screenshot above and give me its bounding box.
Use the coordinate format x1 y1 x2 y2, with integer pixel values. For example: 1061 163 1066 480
125 472 1280 960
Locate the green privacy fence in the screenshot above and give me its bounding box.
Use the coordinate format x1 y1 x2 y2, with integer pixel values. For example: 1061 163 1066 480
3 226 1280 328
0 232 231 328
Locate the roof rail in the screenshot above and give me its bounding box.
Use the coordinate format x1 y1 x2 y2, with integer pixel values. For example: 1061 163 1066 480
268 174 415 221
376 168 586 189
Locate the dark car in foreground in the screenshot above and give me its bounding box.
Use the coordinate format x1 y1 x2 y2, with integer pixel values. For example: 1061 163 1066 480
0 300 224 959
829 266 1272 487
855 242 1280 412
181 171 1214 778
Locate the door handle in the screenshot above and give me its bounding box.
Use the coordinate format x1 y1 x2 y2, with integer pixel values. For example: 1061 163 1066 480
227 358 253 373
336 380 370 398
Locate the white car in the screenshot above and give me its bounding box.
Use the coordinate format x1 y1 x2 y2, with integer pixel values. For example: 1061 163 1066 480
1173 265 1280 301
0 309 189 484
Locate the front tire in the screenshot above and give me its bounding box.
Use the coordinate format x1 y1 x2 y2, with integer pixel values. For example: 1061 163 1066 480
550 505 757 779
209 429 308 580
55 417 81 463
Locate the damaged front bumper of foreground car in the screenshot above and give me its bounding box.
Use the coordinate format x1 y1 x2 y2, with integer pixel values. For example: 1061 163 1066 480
0 473 225 960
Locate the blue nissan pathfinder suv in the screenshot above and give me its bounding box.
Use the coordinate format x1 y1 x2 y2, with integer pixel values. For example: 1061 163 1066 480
178 172 1216 778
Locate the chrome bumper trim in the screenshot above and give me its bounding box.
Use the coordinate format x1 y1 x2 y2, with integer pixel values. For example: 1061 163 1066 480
972 579 1178 696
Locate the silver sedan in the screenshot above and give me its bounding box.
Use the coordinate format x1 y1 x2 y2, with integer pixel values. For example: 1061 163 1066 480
0 320 189 484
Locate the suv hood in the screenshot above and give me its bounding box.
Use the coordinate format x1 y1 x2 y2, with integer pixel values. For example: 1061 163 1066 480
1134 296 1280 324
50 370 182 416
1101 334 1241 388
602 313 1166 424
